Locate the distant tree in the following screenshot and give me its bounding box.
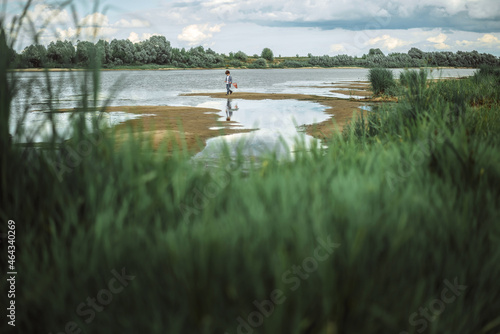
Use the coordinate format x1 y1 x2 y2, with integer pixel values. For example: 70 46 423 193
109 39 135 65
408 47 424 59
2 40 19 68
76 41 95 66
47 40 75 66
234 51 248 62
134 39 157 64
261 48 274 62
368 48 384 57
96 39 111 65
149 35 172 64
250 58 267 68
21 44 47 68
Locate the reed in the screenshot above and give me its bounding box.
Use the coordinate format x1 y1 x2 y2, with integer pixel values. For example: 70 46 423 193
367 67 396 95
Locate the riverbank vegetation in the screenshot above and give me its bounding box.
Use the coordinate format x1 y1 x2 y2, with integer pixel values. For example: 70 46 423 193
10 33 500 70
2 4 500 334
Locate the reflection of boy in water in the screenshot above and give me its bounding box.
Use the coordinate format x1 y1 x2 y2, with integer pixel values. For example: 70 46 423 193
226 99 233 121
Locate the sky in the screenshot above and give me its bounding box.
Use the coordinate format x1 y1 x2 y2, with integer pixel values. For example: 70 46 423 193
4 0 500 56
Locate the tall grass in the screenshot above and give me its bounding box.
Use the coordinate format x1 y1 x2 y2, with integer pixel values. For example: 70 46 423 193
1 8 500 334
367 67 396 95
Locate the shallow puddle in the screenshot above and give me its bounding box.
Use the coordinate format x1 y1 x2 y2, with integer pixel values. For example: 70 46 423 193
9 111 151 143
194 98 330 160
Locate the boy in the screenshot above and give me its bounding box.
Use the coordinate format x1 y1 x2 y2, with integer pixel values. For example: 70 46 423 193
225 70 233 95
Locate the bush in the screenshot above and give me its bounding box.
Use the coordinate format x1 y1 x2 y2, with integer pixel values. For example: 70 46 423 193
368 68 396 95
229 60 243 67
261 48 274 62
249 58 267 69
234 51 248 62
281 60 308 68
477 65 500 79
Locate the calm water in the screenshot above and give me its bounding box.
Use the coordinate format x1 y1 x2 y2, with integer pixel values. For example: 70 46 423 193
11 68 477 152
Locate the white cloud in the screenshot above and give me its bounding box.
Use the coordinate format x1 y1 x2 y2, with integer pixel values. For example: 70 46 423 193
478 34 500 45
128 32 140 44
27 4 71 26
330 44 346 53
177 23 224 45
456 33 500 49
367 34 409 51
456 39 473 47
80 12 110 28
56 27 78 40
128 32 159 43
427 33 451 49
114 19 151 28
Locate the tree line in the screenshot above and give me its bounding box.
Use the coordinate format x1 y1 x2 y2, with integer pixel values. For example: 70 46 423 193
307 48 499 68
9 34 500 69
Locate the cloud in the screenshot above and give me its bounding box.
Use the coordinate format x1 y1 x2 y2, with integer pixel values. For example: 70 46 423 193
427 33 451 49
128 32 159 43
26 4 71 25
330 44 346 53
367 34 409 51
127 32 141 44
456 39 473 47
478 34 500 45
80 12 110 27
54 12 118 40
456 33 500 49
177 23 224 45
114 19 151 28
159 0 500 33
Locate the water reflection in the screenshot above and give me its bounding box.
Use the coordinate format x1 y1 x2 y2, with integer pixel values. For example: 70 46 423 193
9 111 151 143
194 98 330 161
225 99 239 121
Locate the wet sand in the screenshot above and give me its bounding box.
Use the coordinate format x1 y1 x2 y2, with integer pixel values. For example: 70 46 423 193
181 89 371 141
101 105 253 153
94 81 376 152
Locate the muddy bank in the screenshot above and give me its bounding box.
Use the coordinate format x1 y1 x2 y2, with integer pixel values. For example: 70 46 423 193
102 82 378 152
91 105 252 153
109 81 378 151
181 91 370 142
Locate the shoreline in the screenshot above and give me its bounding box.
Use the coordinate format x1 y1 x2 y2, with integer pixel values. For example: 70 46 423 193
12 66 477 73
181 86 375 143
42 81 383 153
105 82 375 152
102 105 254 153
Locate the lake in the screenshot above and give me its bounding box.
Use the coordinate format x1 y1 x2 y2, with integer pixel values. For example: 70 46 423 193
11 68 477 155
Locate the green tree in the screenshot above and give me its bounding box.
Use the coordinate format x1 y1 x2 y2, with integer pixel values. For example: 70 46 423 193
368 48 384 57
47 40 75 66
76 40 96 66
96 39 111 65
234 51 247 62
134 39 157 64
21 44 47 68
408 47 424 59
261 48 274 62
109 39 135 65
148 35 172 64
250 58 267 68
